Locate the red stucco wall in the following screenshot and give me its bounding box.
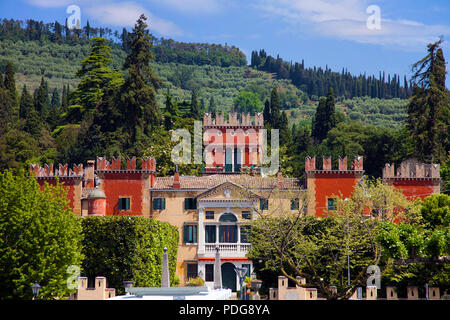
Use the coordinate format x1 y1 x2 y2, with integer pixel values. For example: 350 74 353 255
312 172 360 217
101 172 144 216
391 180 435 200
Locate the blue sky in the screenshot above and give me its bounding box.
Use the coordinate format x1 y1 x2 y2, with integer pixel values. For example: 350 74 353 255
1 0 450 81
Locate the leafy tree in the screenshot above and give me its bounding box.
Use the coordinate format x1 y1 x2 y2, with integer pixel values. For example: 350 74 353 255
248 179 418 299
377 194 449 289
233 91 263 114
66 37 124 124
81 216 178 294
0 169 83 299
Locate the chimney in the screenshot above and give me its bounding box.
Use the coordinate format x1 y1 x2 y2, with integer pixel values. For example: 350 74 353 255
86 160 95 188
277 165 283 187
173 165 180 189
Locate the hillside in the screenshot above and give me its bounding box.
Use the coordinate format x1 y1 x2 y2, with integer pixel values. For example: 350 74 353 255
0 38 408 128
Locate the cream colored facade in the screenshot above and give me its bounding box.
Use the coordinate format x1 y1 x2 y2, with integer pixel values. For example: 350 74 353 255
150 177 303 291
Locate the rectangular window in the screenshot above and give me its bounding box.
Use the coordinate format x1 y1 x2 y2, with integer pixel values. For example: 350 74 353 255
291 198 299 210
183 225 197 244
242 211 251 219
219 225 237 243
205 264 214 282
260 199 268 210
240 225 251 243
187 264 198 280
205 225 216 243
205 211 215 219
118 197 130 211
153 198 166 210
327 198 337 211
184 198 197 210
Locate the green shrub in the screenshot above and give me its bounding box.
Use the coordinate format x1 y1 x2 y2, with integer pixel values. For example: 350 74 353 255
81 216 178 294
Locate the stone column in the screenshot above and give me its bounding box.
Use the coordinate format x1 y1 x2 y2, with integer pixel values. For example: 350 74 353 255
214 246 222 289
198 207 205 255
161 247 170 288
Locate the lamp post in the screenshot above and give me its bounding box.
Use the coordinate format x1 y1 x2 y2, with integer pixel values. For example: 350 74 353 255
31 282 41 300
234 266 248 300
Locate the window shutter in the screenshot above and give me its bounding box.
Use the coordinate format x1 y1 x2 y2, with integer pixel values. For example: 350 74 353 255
126 198 130 210
161 198 166 210
118 198 123 211
183 225 188 243
184 198 189 210
153 198 158 210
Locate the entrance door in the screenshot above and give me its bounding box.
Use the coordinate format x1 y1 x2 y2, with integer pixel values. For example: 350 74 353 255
221 262 236 291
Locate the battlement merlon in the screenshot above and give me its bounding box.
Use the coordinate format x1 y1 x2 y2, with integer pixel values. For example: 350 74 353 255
203 112 264 127
305 156 364 172
382 161 440 179
29 163 84 178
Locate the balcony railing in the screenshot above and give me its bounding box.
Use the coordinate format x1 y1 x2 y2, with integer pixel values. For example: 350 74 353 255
204 243 251 255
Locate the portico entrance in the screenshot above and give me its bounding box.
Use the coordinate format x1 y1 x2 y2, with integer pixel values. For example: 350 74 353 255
221 262 236 292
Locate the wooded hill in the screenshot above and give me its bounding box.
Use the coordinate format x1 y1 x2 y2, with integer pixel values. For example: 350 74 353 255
0 17 409 129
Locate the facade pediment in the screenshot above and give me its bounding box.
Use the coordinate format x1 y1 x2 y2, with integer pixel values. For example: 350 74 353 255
196 181 261 202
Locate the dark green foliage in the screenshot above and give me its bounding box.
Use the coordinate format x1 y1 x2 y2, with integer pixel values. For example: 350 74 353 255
34 76 49 117
66 37 124 124
407 39 449 163
0 169 84 299
269 87 281 128
190 89 200 119
233 91 263 114
19 85 33 119
312 88 336 142
81 216 178 294
250 49 411 99
119 15 162 150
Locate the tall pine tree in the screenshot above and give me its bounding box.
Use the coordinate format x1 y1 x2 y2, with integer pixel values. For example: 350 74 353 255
119 14 162 151
407 39 449 162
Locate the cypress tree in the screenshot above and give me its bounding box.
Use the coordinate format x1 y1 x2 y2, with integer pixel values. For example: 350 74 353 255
119 14 162 149
190 89 200 120
19 85 33 119
270 87 281 128
263 98 271 126
208 96 216 115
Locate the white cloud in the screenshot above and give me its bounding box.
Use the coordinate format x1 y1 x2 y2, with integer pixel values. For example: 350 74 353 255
28 0 183 37
254 0 450 50
86 2 183 36
147 0 224 14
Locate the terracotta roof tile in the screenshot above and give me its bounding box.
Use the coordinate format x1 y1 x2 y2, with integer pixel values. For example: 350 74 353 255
152 174 301 190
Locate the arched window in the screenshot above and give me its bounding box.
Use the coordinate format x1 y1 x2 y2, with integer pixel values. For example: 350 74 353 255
219 213 237 222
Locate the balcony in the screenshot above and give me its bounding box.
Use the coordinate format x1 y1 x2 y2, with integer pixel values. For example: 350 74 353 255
202 243 251 258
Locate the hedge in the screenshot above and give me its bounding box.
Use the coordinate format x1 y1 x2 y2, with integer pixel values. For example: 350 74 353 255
81 216 178 295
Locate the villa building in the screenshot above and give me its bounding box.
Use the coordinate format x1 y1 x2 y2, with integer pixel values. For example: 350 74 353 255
29 112 441 291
